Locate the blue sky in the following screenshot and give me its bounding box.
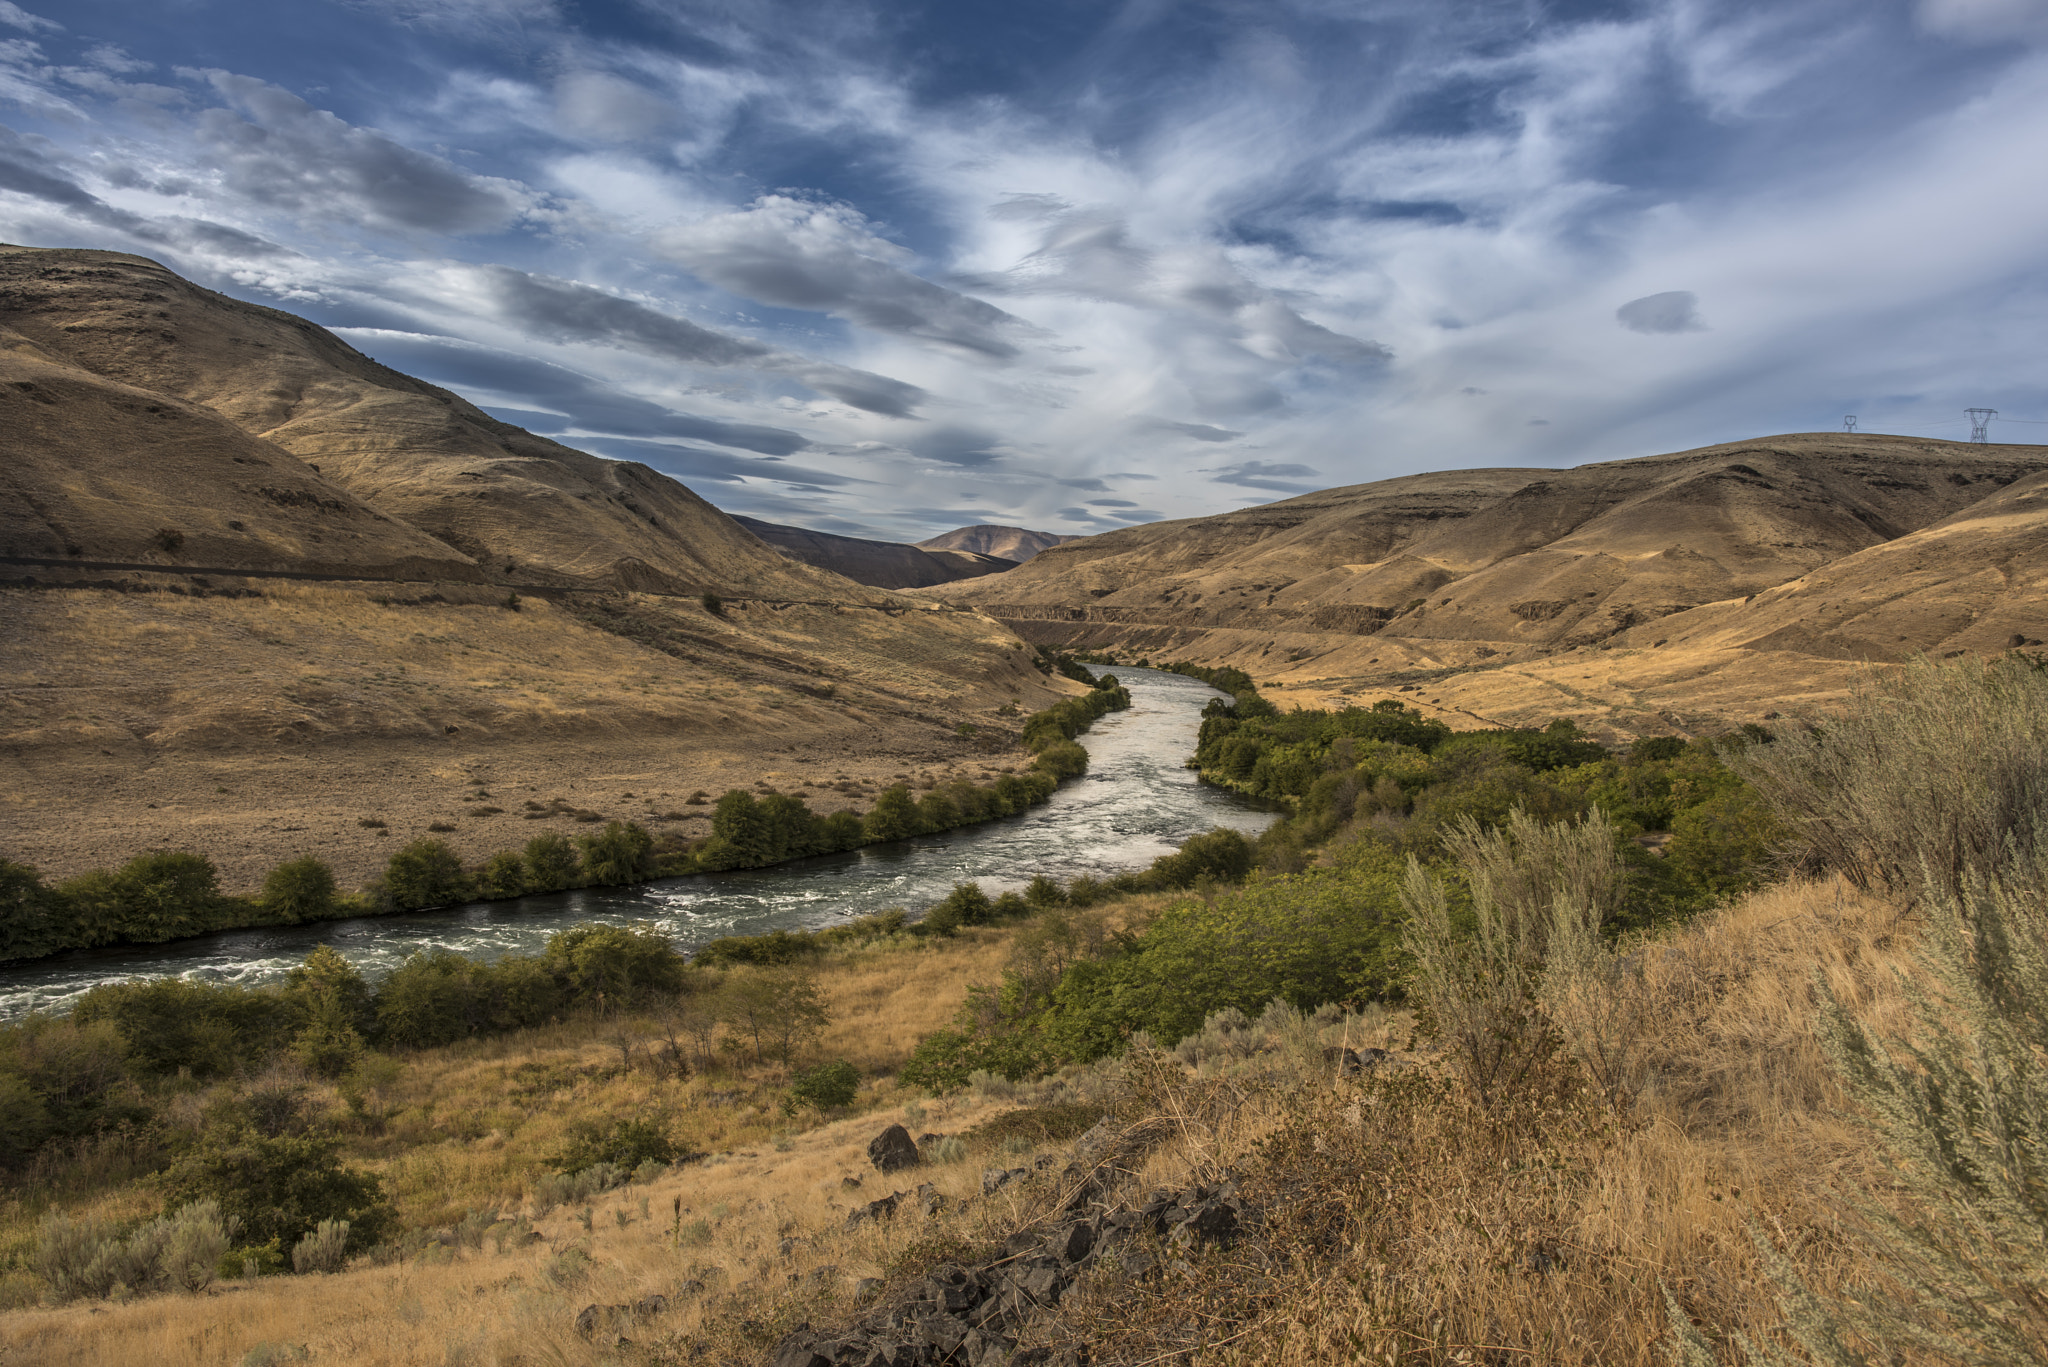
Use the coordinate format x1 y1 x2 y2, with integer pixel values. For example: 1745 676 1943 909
3 0 2046 541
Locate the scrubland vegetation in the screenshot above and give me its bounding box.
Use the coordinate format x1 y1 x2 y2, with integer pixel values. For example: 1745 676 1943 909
0 652 2042 1366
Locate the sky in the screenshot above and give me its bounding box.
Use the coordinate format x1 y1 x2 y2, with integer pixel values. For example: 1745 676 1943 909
3 0 2046 542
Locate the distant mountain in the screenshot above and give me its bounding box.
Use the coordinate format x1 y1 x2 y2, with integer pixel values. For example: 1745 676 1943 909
731 516 1013 590
915 524 1076 563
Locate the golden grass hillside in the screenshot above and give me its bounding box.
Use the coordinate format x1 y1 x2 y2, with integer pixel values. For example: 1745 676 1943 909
0 573 1062 889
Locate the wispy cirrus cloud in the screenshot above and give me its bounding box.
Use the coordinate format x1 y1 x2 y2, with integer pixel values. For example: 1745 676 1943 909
0 0 2042 544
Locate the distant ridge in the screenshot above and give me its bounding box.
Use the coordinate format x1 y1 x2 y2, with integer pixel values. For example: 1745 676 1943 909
915 524 1076 563
924 431 2048 733
731 516 1013 590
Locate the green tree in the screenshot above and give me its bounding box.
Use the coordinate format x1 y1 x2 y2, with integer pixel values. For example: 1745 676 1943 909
820 810 865 851
915 791 960 834
1024 874 1066 908
0 860 66 960
523 832 581 892
283 946 373 1078
544 924 682 1006
259 857 338 925
71 979 295 1078
719 967 829 1064
701 790 770 870
66 851 226 943
474 849 528 900
577 821 655 885
373 949 485 1048
1666 785 1783 898
862 786 919 843
159 1124 390 1253
381 839 468 911
787 1059 860 1111
934 882 993 929
1033 741 1089 780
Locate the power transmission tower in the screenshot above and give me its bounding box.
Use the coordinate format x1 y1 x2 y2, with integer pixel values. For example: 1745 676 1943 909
1967 408 1997 443
1843 415 1858 432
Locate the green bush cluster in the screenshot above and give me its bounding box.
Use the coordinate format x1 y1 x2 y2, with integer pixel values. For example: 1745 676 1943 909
898 671 1787 1093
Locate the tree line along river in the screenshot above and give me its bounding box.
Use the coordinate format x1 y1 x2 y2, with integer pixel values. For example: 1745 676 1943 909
0 669 1276 1018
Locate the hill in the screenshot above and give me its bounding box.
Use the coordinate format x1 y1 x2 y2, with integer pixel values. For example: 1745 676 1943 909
915 524 1075 562
0 245 865 602
0 245 1064 890
731 516 1014 590
923 432 2048 735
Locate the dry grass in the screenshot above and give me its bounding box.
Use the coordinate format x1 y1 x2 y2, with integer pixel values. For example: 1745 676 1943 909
1016 876 1922 1366
0 576 1058 889
0 924 1042 1363
0 879 1940 1366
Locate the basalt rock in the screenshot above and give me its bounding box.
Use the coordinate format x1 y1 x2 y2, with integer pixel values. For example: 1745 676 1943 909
768 1175 1260 1367
869 1124 922 1174
846 1191 904 1232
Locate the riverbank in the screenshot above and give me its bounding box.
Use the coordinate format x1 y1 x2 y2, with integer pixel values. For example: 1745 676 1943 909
0 672 1133 968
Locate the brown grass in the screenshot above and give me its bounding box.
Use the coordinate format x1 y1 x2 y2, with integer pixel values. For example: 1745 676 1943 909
0 879 1935 1366
0 576 1058 889
1020 876 1919 1365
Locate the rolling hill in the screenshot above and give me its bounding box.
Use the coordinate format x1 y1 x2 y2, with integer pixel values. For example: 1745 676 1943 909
923 432 2048 736
0 244 1063 889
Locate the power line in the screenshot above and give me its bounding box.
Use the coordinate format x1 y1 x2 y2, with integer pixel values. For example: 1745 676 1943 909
1967 408 1998 443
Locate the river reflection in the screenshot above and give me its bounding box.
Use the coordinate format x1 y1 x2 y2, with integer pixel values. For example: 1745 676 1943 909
0 669 1275 1017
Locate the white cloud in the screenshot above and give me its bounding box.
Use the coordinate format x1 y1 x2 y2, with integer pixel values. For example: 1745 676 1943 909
1919 0 2048 41
0 3 57 34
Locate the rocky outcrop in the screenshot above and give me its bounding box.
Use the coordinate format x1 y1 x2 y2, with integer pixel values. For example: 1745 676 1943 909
770 1176 1258 1367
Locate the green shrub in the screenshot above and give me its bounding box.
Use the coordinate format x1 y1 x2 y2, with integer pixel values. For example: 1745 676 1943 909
474 849 528 900
544 923 682 1005
159 1125 388 1255
61 850 227 945
549 1117 679 1174
1024 874 1066 907
1033 740 1089 780
380 839 468 911
1148 827 1255 887
933 882 992 928
862 786 919 843
577 821 655 885
259 858 338 925
523 832 581 892
788 1059 860 1111
72 978 296 1078
0 860 67 960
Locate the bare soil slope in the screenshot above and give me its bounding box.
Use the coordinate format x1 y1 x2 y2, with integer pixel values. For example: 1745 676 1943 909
927 433 2048 735
732 516 1013 589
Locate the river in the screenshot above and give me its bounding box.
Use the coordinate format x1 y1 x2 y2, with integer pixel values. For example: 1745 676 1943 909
0 669 1274 1018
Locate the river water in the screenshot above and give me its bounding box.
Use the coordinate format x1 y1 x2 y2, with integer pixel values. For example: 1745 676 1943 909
0 669 1273 1018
